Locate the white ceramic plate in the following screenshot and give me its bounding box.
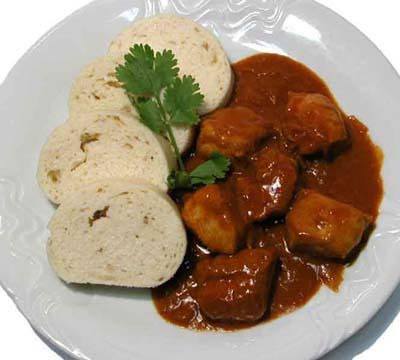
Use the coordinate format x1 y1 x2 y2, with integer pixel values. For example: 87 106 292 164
1 0 399 359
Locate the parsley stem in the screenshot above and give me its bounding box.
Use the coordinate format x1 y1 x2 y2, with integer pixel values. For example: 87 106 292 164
154 95 186 171
165 125 185 171
128 93 185 171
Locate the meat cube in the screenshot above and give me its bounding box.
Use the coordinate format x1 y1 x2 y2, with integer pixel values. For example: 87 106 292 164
235 147 298 223
284 92 348 155
193 248 278 322
182 184 246 254
286 190 372 260
197 106 273 158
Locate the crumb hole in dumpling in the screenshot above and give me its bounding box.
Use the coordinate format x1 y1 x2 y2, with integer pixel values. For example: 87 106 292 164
70 159 87 172
202 42 209 51
80 132 100 151
117 191 129 196
106 80 121 88
91 92 101 100
88 206 110 227
112 116 125 126
47 169 60 183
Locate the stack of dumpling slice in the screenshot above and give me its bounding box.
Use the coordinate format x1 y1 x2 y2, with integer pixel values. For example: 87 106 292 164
38 14 233 288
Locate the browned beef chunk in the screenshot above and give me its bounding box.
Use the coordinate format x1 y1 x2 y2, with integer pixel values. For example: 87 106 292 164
193 248 278 322
235 147 298 223
286 190 371 260
182 184 246 254
284 92 348 156
197 106 273 158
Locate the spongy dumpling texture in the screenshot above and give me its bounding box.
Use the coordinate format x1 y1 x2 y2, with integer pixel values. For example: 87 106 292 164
48 179 187 288
69 56 134 115
37 112 175 204
108 14 234 115
68 56 194 153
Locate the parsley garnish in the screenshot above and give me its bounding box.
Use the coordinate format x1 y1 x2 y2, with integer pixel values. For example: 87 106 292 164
190 152 231 185
168 152 231 189
116 44 230 189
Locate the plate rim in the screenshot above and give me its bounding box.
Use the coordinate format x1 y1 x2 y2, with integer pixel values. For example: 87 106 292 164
0 0 399 359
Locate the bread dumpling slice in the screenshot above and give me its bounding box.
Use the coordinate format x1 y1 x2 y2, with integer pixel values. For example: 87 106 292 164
108 14 234 116
69 56 134 115
47 179 187 288
37 112 175 204
69 56 194 153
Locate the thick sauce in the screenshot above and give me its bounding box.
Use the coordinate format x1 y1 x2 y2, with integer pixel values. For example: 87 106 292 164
152 54 383 330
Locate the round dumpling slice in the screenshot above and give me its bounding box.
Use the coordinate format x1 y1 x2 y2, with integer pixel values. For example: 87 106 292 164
37 112 175 204
108 14 234 116
47 179 187 288
69 56 134 115
69 56 194 153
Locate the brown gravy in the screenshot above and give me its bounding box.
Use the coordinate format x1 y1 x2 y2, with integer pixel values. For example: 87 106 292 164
152 54 383 330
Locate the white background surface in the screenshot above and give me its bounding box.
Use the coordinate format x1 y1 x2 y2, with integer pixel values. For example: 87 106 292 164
0 1 399 359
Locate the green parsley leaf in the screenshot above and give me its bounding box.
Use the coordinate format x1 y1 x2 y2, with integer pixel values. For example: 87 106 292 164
154 49 179 88
163 76 204 125
128 43 155 70
115 64 142 95
116 44 160 96
168 153 231 189
190 152 231 186
117 45 180 97
136 98 166 134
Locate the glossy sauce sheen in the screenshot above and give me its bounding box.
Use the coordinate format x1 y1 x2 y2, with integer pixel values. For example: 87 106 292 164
152 54 383 330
